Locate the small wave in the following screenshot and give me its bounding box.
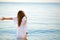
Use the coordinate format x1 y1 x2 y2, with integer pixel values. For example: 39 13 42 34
28 30 60 34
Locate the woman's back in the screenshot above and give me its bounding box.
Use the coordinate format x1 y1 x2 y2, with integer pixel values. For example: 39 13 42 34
13 16 27 38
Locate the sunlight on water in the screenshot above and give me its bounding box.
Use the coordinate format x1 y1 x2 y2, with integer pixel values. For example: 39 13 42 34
0 2 60 40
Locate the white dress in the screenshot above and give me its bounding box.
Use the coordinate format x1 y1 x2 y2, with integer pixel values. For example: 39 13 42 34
13 16 27 39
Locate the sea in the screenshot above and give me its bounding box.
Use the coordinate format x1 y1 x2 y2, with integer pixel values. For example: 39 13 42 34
0 2 60 40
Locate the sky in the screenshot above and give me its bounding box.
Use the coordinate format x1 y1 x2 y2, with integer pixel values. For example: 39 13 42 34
0 0 60 3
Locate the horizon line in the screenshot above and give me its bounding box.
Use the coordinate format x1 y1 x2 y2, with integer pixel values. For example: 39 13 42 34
0 2 60 3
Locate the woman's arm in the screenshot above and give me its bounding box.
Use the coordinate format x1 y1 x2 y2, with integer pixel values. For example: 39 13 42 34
1 17 13 20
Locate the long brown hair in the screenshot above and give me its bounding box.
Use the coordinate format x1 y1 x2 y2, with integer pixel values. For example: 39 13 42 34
17 10 25 27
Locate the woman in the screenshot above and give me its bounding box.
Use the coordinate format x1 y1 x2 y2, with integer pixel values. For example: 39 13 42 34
1 10 27 40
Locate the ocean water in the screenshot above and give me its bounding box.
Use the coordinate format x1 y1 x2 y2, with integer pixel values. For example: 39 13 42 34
0 2 60 40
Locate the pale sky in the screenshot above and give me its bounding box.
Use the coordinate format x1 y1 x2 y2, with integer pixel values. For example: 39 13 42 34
0 0 60 2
